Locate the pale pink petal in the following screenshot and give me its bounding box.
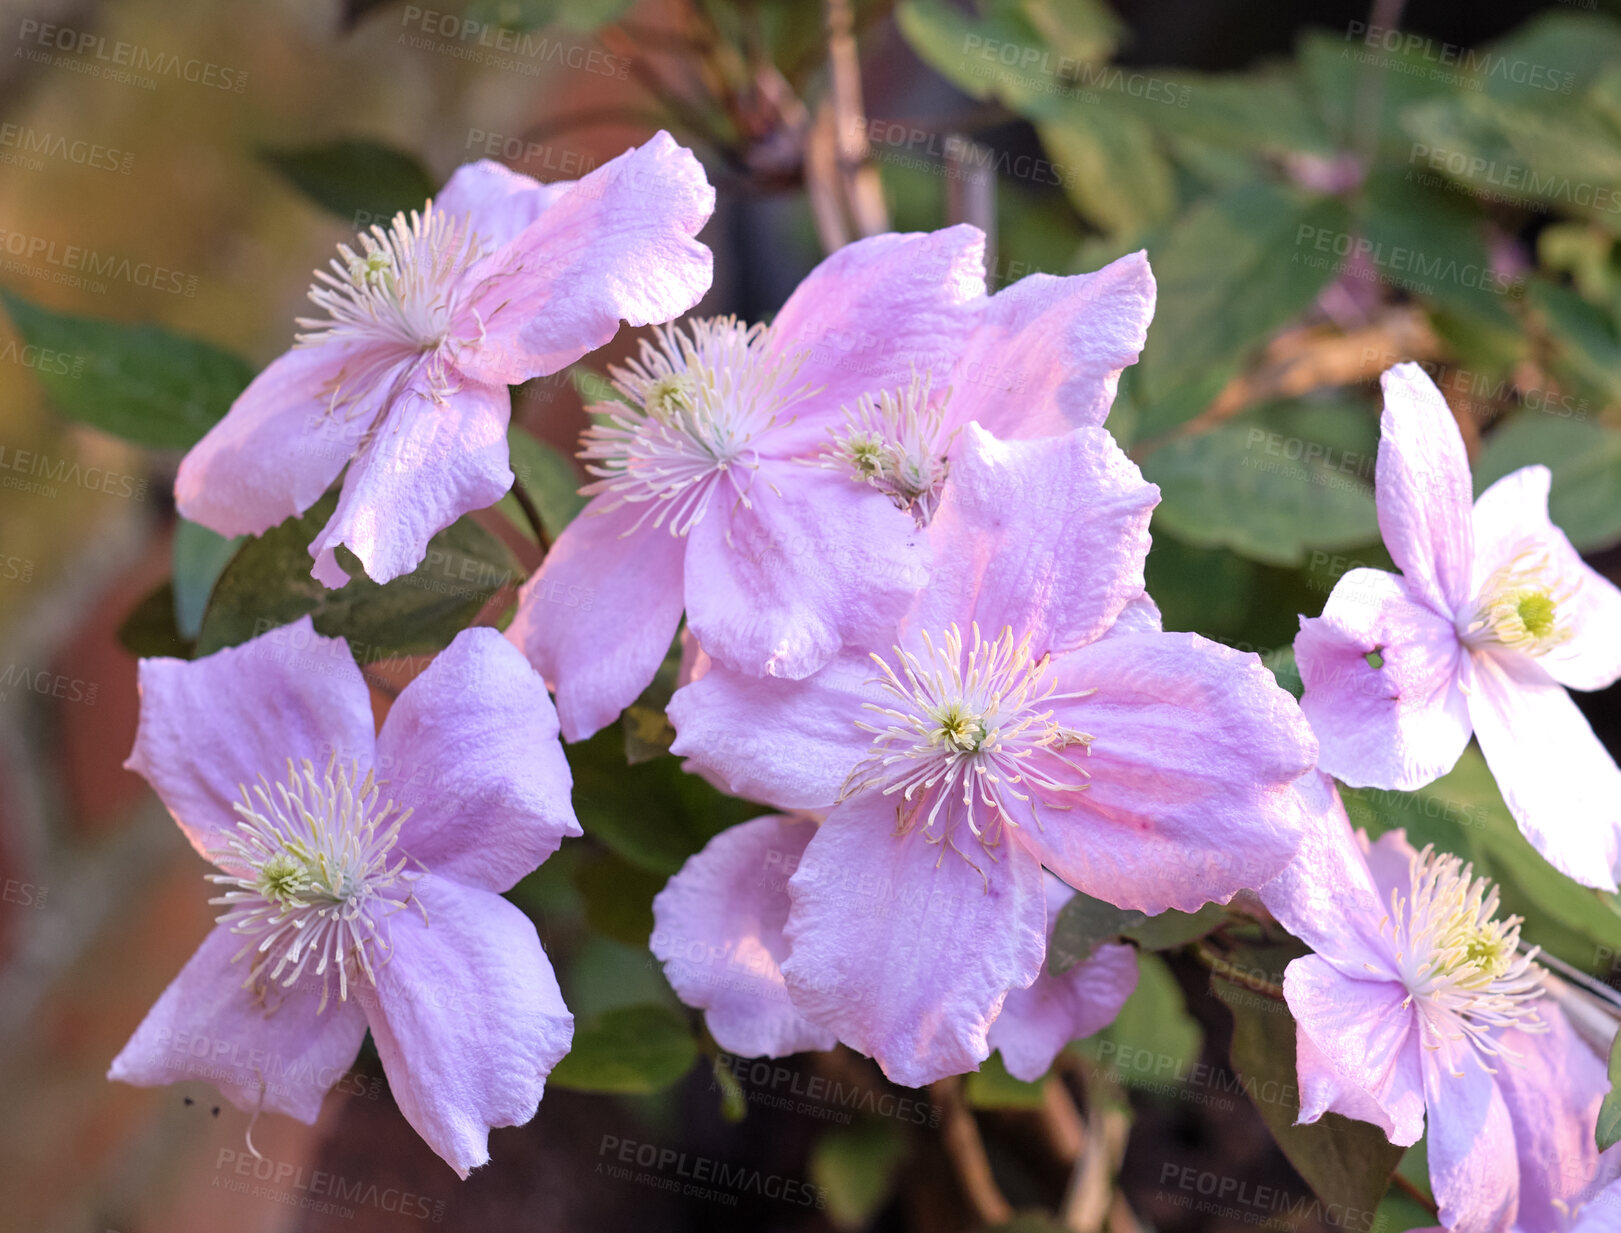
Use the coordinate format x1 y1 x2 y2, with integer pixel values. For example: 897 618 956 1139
108 922 368 1123
1376 363 1475 616
1573 1180 1621 1233
915 424 1157 656
684 461 928 679
667 652 878 810
364 874 572 1178
1465 650 1621 891
1295 567 1471 790
508 495 687 742
1494 1008 1609 1230
1423 1050 1517 1233
1101 592 1163 636
375 628 579 892
764 226 986 453
125 616 375 868
781 793 1048 1087
1471 465 1621 692
308 373 512 587
1284 954 1426 1145
1256 772 1397 980
990 877 1138 1082
1361 828 1420 903
651 815 837 1057
452 132 715 387
1017 632 1314 915
434 160 574 250
176 342 408 539
947 252 1154 436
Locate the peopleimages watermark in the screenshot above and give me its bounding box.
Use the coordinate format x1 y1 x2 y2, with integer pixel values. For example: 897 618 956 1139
1343 21 1574 94
596 1135 827 1210
856 119 1081 191
957 34 1191 106
214 1148 446 1222
0 338 86 379
0 123 133 174
1 878 47 909
0 227 198 297
398 7 629 80
14 19 248 92
0 445 150 501
710 1052 944 1128
1157 1163 1384 1232
1408 142 1621 215
0 553 36 583
0 664 99 706
1293 224 1525 300
465 129 599 178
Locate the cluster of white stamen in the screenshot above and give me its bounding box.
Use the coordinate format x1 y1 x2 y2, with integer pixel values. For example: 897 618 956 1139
209 757 424 1013
579 317 814 536
821 372 954 525
1458 541 1578 657
297 205 488 402
842 624 1095 871
1378 844 1545 1074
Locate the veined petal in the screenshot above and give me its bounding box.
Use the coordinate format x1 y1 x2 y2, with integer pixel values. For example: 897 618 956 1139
1423 1048 1517 1233
1296 567 1471 791
308 373 512 587
1465 650 1621 891
508 494 687 743
364 875 572 1178
125 616 375 869
375 628 579 892
651 815 837 1058
108 922 368 1123
781 792 1048 1087
947 251 1154 436
434 159 574 251
1376 363 1475 616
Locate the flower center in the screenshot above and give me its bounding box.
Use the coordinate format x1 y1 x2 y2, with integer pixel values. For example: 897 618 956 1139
841 623 1095 868
579 317 813 536
296 205 488 398
208 756 424 1012
1380 844 1545 1073
1458 541 1577 656
819 372 954 525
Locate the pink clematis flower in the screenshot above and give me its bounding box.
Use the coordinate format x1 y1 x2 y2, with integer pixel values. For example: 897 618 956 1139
649 816 1136 1077
665 423 1315 1085
1261 777 1614 1233
507 228 1155 740
108 617 581 1177
1295 364 1621 889
177 135 715 588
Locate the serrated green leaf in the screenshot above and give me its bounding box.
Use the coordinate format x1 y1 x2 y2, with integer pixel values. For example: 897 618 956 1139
2 291 253 449
549 1004 697 1094
1036 108 1176 239
809 1121 908 1229
261 140 434 223
1123 903 1226 951
1212 942 1404 1211
196 491 522 661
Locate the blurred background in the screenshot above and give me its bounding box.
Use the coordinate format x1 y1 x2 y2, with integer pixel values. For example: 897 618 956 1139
3 0 1621 1229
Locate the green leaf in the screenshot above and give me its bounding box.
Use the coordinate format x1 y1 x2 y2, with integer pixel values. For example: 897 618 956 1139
967 1050 1049 1109
1149 67 1332 160
261 140 435 223
1 291 253 449
1474 413 1621 552
1141 400 1379 567
1123 903 1225 952
1077 953 1201 1090
172 520 243 640
1530 281 1621 407
498 423 587 539
548 1004 697 1095
1036 108 1176 239
572 849 666 948
1144 531 1260 643
566 723 763 876
562 934 680 1019
117 581 193 659
196 491 522 661
1047 891 1145 975
1211 942 1404 1212
1598 1030 1621 1150
809 1121 908 1230
1138 182 1350 433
